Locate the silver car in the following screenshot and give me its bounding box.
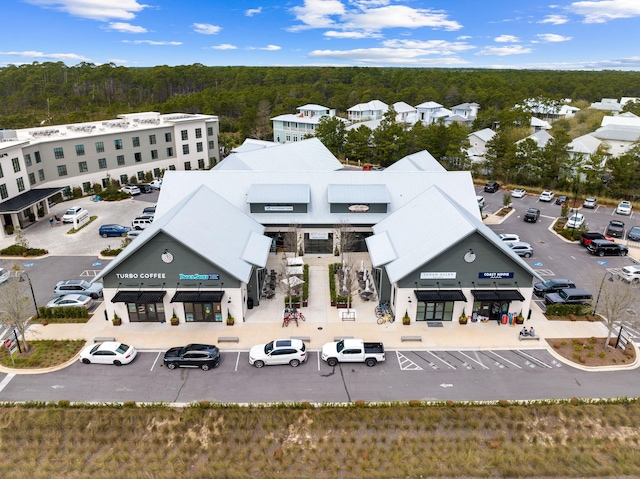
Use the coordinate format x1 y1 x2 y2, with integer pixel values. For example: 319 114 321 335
507 241 533 258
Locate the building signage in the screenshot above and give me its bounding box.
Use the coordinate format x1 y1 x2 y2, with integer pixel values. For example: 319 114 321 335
264 205 293 212
420 272 456 279
309 232 329 240
115 273 166 279
478 272 514 279
179 273 221 281
348 204 370 212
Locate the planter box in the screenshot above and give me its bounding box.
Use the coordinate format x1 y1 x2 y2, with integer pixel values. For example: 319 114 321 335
336 303 349 309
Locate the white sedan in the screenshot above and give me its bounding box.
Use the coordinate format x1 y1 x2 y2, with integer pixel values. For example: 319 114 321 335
46 294 94 309
566 213 585 229
249 339 307 368
511 189 526 198
616 201 632 215
539 190 554 202
79 342 137 366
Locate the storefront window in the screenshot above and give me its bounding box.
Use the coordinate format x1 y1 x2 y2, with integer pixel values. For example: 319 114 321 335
127 302 165 322
184 302 221 322
473 300 510 321
416 301 453 321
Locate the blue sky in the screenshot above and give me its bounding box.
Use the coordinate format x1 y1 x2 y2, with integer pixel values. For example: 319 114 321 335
2 0 640 69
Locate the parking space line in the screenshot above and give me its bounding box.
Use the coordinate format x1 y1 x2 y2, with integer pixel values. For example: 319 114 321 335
396 351 423 370
0 373 15 393
235 351 241 371
487 351 522 369
457 351 490 369
150 352 162 371
517 350 552 368
426 351 456 369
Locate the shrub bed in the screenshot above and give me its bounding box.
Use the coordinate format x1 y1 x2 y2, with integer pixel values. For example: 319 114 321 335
545 303 594 318
38 306 89 319
0 245 48 256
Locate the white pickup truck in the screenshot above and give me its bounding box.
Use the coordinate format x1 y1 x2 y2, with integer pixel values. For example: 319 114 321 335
321 339 385 367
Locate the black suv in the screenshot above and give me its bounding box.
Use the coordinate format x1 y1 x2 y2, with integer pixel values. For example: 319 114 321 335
137 183 152 193
523 207 540 223
484 181 500 193
586 239 628 257
605 220 625 238
163 344 221 370
580 232 610 247
533 278 576 297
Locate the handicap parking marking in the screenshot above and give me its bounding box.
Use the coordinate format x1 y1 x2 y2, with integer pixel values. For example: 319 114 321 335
23 262 34 268
396 351 423 371
92 262 102 267
80 270 102 277
597 260 608 266
532 261 544 267
534 269 555 276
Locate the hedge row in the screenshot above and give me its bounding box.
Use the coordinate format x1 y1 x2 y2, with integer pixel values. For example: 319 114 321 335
38 306 89 319
545 303 593 317
0 245 48 256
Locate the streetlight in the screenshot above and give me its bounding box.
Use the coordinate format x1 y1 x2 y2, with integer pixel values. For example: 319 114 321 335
593 271 615 318
19 272 39 319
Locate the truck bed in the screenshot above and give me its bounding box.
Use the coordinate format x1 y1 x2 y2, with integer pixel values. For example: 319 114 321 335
363 342 384 354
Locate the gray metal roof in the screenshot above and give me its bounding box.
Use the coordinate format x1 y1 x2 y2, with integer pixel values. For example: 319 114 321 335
327 184 390 203
385 151 445 172
593 125 640 142
247 184 311 203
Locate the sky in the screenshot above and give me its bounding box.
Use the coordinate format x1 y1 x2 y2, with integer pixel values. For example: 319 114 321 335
2 0 640 70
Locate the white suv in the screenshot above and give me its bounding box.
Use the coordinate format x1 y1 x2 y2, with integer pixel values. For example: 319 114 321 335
539 191 554 202
249 339 307 368
618 265 640 283
61 206 86 223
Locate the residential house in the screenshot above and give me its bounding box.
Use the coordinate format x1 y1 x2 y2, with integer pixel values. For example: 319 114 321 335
347 100 388 123
271 104 345 144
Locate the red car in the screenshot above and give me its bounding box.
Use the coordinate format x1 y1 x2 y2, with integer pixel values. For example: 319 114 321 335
579 232 614 247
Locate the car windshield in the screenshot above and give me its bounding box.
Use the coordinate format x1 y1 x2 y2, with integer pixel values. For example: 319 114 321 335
542 280 555 288
264 341 274 354
116 343 129 354
559 290 569 299
65 209 77 215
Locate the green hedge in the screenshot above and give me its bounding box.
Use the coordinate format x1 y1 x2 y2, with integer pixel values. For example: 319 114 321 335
38 306 89 319
328 263 351 304
545 303 593 317
0 245 48 256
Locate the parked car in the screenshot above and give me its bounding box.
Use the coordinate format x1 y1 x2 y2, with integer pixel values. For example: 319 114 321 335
507 242 533 258
618 265 640 283
586 239 628 257
121 184 141 196
511 188 526 198
249 339 307 368
132 215 154 230
566 213 585 229
321 339 385 367
605 220 625 238
163 344 221 370
61 206 86 223
99 224 131 237
616 200 632 215
0 268 9 284
583 197 598 209
127 230 142 239
539 191 554 202
79 342 137 366
627 226 640 241
46 294 94 309
149 179 163 190
555 195 568 205
523 207 540 223
484 181 500 193
54 279 103 298
142 205 156 215
544 288 592 306
498 233 520 242
580 231 614 247
533 279 577 297
137 183 152 193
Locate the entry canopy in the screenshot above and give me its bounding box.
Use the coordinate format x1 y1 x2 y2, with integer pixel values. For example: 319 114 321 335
415 290 467 302
471 290 525 301
112 291 166 303
170 291 225 303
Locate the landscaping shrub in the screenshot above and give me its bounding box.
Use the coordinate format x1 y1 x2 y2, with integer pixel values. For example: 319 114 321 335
38 306 89 319
0 245 48 256
545 303 593 317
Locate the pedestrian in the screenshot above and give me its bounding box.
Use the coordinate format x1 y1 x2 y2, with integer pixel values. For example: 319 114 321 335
520 327 528 336
529 326 536 337
49 217 54 227
54 214 60 225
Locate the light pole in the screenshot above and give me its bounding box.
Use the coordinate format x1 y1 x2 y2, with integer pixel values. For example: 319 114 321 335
593 271 615 318
19 272 39 319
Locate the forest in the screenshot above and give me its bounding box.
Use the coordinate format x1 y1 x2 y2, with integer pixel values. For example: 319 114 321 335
1 62 640 198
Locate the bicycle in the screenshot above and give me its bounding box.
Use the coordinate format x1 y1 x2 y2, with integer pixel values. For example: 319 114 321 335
377 313 395 325
375 302 390 318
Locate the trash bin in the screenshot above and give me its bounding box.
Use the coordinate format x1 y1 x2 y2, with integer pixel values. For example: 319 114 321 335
247 297 254 309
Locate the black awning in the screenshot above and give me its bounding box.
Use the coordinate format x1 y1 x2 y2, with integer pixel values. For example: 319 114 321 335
171 291 225 303
112 291 166 303
415 290 467 302
471 290 524 301
0 187 64 214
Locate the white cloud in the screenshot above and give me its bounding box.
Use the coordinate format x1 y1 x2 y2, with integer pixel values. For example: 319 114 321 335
209 44 238 50
476 45 532 56
122 40 182 45
289 1 462 33
494 35 520 43
381 39 475 55
245 7 262 16
25 0 148 22
324 30 382 39
540 14 569 24
536 33 572 42
308 47 469 65
193 23 222 34
568 0 640 23
0 50 90 61
259 45 282 51
106 22 147 33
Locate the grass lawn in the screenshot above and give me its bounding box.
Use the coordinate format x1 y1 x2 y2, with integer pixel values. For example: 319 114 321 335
0 339 85 368
1 401 640 478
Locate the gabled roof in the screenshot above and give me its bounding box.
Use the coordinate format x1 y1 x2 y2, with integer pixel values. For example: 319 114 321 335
531 117 551 129
569 134 601 154
393 101 416 113
347 100 388 112
416 101 443 109
94 186 270 284
366 186 541 283
451 102 479 110
385 150 445 172
601 114 640 128
298 104 330 111
230 139 279 153
469 128 496 143
517 130 553 148
214 138 343 171
432 108 452 119
445 114 469 123
593 125 640 142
